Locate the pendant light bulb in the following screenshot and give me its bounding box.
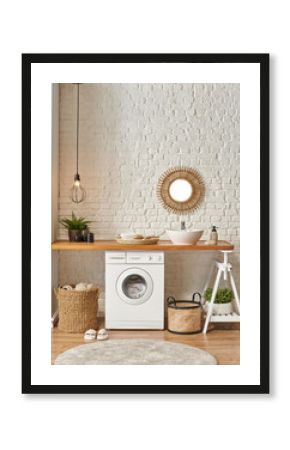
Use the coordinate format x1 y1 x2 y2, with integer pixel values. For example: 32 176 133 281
71 173 86 203
71 83 86 204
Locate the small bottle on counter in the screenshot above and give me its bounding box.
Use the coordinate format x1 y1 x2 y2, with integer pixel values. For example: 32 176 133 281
82 225 89 241
210 226 218 244
87 232 94 242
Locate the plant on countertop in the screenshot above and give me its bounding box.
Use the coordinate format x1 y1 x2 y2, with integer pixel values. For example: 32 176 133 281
204 287 233 304
59 212 92 241
59 212 91 230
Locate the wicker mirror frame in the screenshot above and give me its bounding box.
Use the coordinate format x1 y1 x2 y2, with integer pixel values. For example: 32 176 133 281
157 167 205 214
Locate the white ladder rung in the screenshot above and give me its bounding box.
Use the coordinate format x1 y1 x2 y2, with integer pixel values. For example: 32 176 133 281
210 312 240 323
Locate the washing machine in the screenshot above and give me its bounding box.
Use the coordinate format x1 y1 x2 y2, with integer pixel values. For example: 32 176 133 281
105 251 164 329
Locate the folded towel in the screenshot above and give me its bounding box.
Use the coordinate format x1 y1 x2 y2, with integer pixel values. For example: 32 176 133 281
75 282 88 291
61 282 98 291
62 284 73 290
86 283 97 290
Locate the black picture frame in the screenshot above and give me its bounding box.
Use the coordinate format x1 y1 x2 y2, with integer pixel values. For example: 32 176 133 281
22 53 269 394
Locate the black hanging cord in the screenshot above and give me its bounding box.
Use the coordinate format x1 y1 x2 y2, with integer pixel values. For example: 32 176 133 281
76 83 79 175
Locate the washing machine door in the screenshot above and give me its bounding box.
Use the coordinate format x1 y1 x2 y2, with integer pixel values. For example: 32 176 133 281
116 268 153 305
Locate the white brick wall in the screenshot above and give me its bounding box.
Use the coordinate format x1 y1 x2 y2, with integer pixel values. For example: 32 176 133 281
57 83 240 312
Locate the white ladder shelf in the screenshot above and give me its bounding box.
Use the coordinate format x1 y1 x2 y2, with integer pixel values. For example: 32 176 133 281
202 251 240 333
209 312 240 323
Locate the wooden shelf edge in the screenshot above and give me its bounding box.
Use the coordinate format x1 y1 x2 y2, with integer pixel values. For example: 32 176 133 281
51 240 235 251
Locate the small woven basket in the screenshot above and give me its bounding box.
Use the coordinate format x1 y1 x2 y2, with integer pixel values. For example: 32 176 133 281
54 286 99 333
167 293 202 334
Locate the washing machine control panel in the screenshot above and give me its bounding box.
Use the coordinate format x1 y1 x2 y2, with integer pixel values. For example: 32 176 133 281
106 251 164 264
106 252 127 263
126 252 164 264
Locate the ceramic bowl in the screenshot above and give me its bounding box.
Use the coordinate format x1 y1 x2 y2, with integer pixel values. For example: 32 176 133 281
166 230 203 245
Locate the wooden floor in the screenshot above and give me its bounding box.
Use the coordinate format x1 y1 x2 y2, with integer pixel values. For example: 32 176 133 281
52 319 240 365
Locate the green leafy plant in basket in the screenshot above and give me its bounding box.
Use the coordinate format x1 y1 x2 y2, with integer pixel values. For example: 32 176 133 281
59 212 92 242
204 287 233 304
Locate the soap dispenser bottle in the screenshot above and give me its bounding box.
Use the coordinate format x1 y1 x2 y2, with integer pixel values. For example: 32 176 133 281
210 226 218 244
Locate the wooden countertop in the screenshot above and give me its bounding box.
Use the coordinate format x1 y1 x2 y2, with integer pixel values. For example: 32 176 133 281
51 240 234 251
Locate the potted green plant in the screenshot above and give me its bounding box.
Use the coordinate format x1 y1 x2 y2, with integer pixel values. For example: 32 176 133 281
204 287 234 315
59 212 92 242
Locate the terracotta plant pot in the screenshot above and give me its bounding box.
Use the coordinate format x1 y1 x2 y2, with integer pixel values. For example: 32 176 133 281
68 229 83 242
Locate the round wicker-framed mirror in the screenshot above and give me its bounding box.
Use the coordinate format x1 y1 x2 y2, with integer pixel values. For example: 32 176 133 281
157 167 205 214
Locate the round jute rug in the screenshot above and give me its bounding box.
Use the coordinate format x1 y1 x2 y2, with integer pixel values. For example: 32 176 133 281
54 339 217 365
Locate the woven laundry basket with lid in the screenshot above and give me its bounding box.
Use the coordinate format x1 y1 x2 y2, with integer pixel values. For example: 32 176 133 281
167 293 203 334
54 286 99 333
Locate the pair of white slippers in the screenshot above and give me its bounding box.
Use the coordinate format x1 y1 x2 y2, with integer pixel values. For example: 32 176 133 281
84 328 109 342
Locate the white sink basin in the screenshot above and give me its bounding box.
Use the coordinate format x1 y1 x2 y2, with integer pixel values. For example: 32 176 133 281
166 229 203 245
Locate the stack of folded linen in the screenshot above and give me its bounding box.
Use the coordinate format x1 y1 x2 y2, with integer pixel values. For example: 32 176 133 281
61 282 97 291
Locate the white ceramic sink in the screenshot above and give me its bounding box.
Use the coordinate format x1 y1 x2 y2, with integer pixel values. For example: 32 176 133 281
166 229 203 245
